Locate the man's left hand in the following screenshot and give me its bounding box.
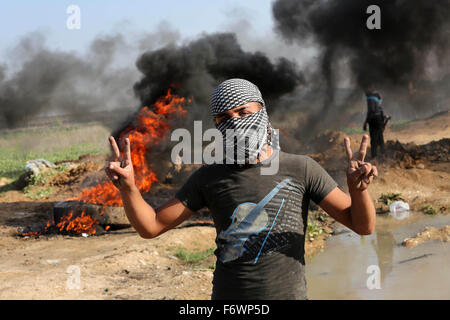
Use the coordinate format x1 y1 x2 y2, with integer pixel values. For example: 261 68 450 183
344 135 378 191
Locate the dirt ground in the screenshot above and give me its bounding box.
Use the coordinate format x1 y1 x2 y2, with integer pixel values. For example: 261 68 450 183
0 111 448 300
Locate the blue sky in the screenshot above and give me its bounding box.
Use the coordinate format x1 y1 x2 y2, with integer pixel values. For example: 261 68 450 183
0 0 275 54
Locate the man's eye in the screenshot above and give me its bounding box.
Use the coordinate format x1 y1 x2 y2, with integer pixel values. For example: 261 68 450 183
216 116 227 124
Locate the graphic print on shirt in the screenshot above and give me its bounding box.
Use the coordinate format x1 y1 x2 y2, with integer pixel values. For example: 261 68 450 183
217 178 292 263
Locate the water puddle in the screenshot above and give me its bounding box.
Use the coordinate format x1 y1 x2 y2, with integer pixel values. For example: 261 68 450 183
306 211 450 299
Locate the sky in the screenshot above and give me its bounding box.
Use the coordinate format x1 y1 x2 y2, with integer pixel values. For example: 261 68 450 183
0 0 276 54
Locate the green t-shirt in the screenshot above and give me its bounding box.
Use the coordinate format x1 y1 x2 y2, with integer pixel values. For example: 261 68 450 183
175 150 338 300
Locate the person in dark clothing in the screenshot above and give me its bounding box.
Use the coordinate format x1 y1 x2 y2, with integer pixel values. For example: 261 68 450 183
363 88 385 159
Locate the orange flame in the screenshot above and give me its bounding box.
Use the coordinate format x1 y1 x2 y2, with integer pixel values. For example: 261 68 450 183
71 89 187 207
56 210 99 235
22 89 188 237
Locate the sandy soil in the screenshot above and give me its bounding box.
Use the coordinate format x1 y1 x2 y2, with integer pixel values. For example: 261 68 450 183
0 111 448 300
383 111 450 145
309 112 450 214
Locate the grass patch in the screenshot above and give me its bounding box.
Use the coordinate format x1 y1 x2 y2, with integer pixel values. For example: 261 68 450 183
307 220 323 241
0 123 110 181
0 143 104 180
390 120 413 131
23 186 53 199
378 192 404 206
340 127 365 135
173 246 215 264
20 169 65 199
422 203 437 215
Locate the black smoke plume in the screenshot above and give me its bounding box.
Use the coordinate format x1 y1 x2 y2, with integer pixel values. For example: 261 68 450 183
0 32 139 128
132 32 304 122
111 32 304 142
272 0 450 134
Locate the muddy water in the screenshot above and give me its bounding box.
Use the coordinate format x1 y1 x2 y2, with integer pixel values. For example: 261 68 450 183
306 211 450 299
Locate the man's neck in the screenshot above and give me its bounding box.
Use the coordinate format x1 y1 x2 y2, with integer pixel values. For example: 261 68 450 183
229 145 274 166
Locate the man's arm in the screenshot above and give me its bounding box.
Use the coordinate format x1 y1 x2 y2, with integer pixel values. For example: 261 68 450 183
318 186 375 235
120 186 193 238
106 136 194 239
318 135 377 235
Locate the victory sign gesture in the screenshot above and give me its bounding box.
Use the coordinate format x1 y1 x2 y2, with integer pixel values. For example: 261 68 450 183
105 136 136 191
344 135 378 191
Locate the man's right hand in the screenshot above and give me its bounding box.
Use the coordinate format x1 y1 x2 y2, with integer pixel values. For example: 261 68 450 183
105 136 136 192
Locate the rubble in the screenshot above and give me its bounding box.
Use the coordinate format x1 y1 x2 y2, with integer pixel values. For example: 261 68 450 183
24 159 55 176
402 225 450 248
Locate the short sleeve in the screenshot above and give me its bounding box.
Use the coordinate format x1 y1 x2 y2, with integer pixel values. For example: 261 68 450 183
304 156 338 204
175 167 206 212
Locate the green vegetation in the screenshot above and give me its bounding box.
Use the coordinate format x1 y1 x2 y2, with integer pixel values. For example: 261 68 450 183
390 119 413 131
26 169 60 186
422 203 437 215
21 169 64 199
0 123 110 181
23 186 53 200
378 192 404 206
172 246 215 264
307 220 323 241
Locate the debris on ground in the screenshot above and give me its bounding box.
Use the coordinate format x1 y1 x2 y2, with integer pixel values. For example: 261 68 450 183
402 225 450 248
47 162 104 186
24 159 56 176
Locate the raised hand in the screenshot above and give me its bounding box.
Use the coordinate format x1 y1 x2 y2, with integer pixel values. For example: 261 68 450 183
344 135 378 191
105 136 135 191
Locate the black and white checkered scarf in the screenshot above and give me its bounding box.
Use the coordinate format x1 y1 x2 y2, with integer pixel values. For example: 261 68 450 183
210 78 278 164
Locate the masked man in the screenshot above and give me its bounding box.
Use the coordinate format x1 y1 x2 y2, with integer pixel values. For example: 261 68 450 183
106 78 377 300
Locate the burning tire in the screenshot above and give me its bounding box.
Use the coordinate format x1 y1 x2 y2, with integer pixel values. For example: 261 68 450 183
20 201 131 237
51 200 130 235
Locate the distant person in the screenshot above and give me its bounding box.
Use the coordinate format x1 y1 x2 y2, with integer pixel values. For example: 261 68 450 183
363 87 386 159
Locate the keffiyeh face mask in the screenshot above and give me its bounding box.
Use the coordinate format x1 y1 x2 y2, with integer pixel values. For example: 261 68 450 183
217 108 269 163
210 78 277 164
